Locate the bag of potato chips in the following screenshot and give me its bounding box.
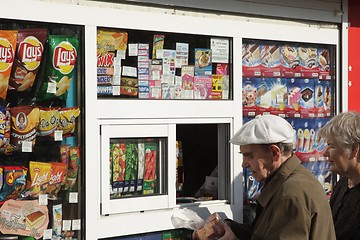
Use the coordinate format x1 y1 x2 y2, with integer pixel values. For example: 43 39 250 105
0 30 18 100
36 35 78 101
9 28 48 92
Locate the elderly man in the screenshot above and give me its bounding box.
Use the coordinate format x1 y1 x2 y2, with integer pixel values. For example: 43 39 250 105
220 114 335 240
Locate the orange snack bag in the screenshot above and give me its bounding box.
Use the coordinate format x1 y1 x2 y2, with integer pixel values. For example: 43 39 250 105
0 30 17 100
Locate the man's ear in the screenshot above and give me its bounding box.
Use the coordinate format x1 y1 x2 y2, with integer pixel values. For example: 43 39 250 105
269 144 281 159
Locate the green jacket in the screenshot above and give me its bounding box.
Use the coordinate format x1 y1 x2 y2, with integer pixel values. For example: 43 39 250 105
229 154 336 240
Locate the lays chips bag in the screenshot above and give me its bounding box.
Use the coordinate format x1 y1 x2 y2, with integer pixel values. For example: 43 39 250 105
0 30 17 100
36 35 79 101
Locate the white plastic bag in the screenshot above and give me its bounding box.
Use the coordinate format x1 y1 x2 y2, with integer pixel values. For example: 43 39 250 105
171 208 205 230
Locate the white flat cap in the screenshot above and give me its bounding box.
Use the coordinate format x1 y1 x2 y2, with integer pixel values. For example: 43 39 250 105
230 115 294 145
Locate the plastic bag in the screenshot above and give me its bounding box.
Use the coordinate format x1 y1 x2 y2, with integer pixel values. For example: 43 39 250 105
171 208 205 230
171 209 225 240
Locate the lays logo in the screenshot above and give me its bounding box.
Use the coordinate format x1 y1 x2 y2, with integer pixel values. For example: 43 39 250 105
53 41 77 75
18 36 44 71
0 37 15 72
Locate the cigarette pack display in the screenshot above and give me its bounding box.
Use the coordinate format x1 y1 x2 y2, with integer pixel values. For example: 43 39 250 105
162 49 176 76
161 83 175 99
152 34 164 59
211 74 223 99
181 65 195 99
175 42 189 68
124 142 138 193
143 142 158 195
261 44 281 77
242 43 262 77
194 76 212 99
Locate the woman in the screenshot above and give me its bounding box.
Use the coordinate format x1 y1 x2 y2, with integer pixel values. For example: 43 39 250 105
318 111 360 240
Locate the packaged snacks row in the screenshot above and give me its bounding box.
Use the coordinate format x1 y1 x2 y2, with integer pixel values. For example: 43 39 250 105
0 29 79 103
242 77 332 118
0 105 80 153
243 42 331 79
110 141 158 198
0 146 80 204
97 29 230 100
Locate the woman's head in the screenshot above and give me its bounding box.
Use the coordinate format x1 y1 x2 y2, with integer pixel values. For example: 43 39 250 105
318 111 360 176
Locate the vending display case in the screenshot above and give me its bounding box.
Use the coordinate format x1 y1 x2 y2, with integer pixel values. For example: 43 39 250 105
96 27 232 100
0 18 84 239
242 39 337 221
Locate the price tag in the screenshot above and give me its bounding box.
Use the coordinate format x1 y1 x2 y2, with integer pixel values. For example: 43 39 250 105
39 194 48 205
47 82 57 94
43 229 53 239
72 219 81 230
54 130 63 141
69 192 78 203
63 220 72 231
22 141 32 153
113 86 120 96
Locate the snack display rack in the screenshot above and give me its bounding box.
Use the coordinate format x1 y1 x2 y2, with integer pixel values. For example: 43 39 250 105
1 1 343 239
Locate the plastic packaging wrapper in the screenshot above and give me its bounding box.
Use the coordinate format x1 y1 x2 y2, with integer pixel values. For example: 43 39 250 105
171 209 225 240
171 208 205 230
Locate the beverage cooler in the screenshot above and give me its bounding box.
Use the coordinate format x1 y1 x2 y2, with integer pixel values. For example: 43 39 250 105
242 39 338 221
0 19 84 239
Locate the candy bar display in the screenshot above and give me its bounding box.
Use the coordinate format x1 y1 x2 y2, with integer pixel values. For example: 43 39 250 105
97 27 232 100
0 22 83 239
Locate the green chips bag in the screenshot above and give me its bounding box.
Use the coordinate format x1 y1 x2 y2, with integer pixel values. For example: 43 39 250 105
36 35 79 101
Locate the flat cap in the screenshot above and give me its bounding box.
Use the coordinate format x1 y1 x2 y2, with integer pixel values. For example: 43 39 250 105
230 115 294 145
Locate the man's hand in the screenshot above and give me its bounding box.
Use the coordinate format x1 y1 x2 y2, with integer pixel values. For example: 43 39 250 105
218 221 239 240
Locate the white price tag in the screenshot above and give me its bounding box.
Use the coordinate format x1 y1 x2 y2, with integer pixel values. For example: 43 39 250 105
22 141 32 152
128 44 138 56
72 219 81 230
112 86 120 96
116 50 126 60
43 229 53 239
69 192 78 203
47 82 57 94
39 194 48 205
54 130 63 141
63 220 72 231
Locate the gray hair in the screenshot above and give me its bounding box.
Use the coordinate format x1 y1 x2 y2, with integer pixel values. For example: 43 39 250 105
317 111 360 148
260 142 294 155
